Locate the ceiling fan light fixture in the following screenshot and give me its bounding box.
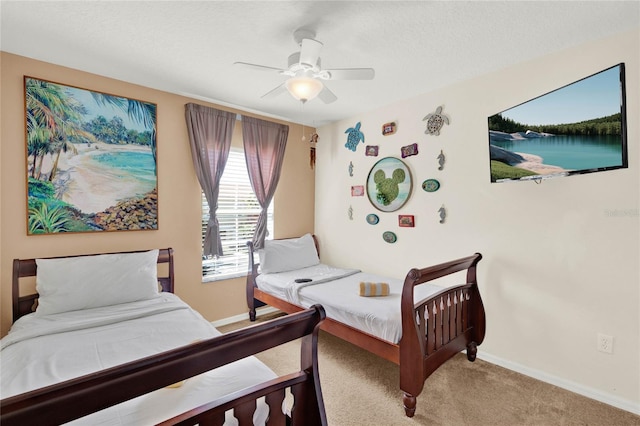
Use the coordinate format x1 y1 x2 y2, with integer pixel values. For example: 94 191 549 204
285 76 323 103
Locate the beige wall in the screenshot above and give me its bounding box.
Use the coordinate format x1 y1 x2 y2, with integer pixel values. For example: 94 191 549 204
0 52 315 336
315 30 639 411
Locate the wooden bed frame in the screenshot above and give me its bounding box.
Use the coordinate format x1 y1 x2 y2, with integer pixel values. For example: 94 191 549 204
246 236 486 418
3 248 328 426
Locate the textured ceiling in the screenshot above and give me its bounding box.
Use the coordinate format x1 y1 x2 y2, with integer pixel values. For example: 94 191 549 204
1 1 638 126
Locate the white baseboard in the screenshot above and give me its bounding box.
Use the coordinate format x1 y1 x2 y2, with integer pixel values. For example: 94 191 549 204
210 306 279 328
211 311 639 415
475 351 640 415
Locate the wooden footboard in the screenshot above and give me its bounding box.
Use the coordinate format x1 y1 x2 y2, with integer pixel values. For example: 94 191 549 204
247 237 485 418
399 253 485 417
1 305 328 426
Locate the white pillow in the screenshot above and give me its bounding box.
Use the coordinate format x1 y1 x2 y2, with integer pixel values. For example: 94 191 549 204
259 234 320 274
35 249 160 316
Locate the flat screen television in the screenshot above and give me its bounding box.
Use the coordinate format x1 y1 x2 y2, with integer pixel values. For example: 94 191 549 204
488 63 627 183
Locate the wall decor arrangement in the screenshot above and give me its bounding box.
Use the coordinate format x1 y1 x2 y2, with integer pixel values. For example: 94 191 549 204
382 231 397 243
366 157 413 212
437 149 446 170
401 143 419 158
351 185 365 196
348 161 354 177
366 213 379 225
24 76 158 235
422 179 440 192
423 105 450 136
382 121 397 136
366 145 379 156
438 205 447 224
344 121 365 151
398 215 415 227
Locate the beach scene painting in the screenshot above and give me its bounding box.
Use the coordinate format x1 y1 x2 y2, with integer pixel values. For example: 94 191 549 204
25 77 158 234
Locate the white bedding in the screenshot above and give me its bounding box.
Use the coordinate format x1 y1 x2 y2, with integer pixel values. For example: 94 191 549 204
255 263 447 344
1 293 276 425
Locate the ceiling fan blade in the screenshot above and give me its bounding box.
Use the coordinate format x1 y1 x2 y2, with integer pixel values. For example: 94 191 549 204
317 85 337 104
261 83 287 99
234 62 286 73
299 38 323 67
324 68 375 80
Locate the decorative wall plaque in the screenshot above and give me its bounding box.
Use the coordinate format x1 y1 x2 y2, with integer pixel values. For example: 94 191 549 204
422 179 440 192
366 157 413 212
437 149 445 170
345 121 365 152
382 231 397 243
366 213 379 225
401 143 418 158
423 105 450 136
351 185 365 196
398 215 415 227
382 121 397 136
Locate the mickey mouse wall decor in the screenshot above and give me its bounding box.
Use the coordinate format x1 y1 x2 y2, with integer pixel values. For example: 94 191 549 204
366 157 413 212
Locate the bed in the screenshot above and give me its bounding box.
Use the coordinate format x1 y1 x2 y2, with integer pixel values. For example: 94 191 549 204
246 234 486 418
2 248 327 426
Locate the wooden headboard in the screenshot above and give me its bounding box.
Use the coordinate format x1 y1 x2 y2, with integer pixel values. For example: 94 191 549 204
12 248 174 323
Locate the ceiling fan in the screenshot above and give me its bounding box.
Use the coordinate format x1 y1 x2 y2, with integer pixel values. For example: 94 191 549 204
234 29 375 104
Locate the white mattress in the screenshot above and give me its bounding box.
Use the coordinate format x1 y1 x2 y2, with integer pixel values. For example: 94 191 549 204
255 263 447 344
1 293 276 425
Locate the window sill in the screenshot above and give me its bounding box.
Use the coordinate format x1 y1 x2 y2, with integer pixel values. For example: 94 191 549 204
202 271 248 283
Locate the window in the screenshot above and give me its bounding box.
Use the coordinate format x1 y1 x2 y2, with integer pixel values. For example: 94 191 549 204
202 149 273 281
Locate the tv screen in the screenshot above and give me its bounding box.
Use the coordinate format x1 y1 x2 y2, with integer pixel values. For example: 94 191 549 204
488 63 627 183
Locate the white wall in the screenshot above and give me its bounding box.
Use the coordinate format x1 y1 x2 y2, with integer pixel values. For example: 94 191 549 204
315 29 639 412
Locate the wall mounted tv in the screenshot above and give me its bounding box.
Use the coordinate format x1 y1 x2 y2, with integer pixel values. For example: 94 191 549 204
488 63 627 183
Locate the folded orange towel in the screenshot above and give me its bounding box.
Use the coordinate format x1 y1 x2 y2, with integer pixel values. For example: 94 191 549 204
359 282 390 297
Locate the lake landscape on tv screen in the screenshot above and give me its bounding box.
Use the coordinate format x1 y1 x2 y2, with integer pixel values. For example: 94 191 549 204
488 63 626 183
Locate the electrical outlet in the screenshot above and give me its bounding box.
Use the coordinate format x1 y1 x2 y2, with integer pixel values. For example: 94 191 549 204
597 333 613 354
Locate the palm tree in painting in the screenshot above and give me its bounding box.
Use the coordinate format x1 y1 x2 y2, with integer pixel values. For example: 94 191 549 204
25 78 91 180
90 93 157 174
26 115 51 179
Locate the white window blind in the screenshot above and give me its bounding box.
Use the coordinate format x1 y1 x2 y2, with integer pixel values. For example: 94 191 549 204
202 149 273 281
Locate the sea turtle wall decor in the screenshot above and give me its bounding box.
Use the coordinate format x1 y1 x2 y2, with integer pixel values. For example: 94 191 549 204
345 121 365 151
423 106 450 136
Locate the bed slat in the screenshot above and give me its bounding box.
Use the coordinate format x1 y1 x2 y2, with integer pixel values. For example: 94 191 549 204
265 390 287 425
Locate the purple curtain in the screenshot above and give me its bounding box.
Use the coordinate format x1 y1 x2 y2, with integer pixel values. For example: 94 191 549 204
241 115 289 249
185 103 236 257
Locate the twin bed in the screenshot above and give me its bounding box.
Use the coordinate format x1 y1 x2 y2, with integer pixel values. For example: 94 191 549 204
1 236 487 423
246 234 486 417
1 248 327 425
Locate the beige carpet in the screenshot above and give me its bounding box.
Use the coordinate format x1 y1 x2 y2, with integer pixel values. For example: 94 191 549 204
218 313 640 426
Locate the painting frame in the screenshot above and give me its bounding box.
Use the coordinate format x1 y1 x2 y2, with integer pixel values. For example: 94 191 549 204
24 76 158 235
